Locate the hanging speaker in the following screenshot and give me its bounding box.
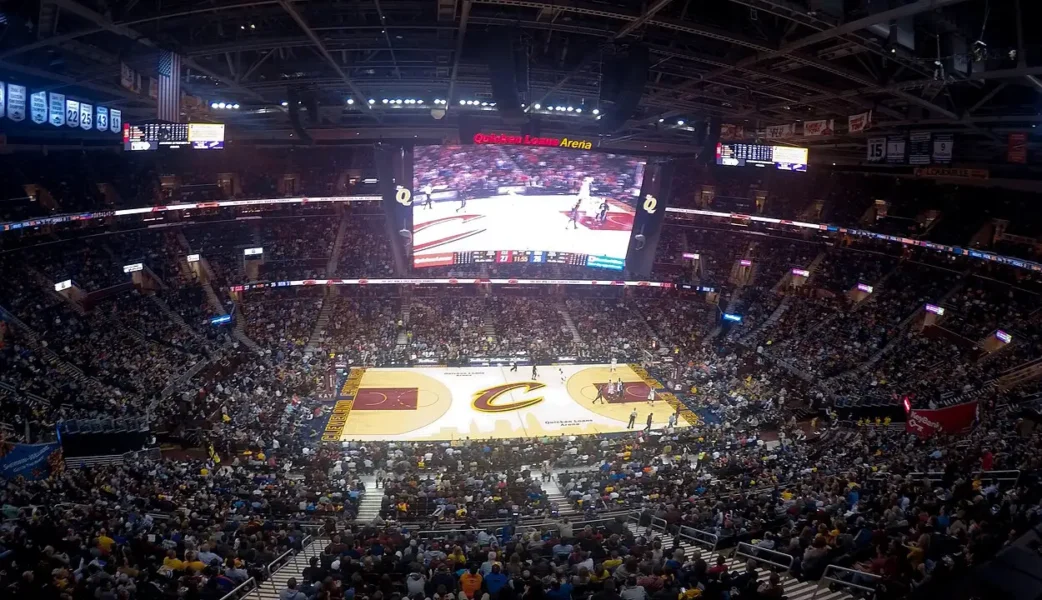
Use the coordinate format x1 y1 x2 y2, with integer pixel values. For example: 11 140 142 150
600 44 649 131
485 33 526 124
286 88 313 144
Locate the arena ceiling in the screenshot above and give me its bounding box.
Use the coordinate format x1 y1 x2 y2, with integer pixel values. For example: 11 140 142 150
1 0 1041 160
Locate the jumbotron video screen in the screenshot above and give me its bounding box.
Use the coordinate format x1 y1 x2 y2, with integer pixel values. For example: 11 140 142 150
412 145 647 270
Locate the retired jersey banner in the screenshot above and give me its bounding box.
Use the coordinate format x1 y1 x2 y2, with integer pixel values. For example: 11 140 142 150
867 137 886 162
96 106 109 132
79 102 93 130
66 99 80 128
0 82 6 120
848 111 871 133
109 108 121 133
932 134 953 164
886 136 906 164
48 93 65 127
908 131 931 165
1008 132 1027 164
6 84 26 122
907 401 978 438
766 123 796 139
30 91 47 124
803 119 834 137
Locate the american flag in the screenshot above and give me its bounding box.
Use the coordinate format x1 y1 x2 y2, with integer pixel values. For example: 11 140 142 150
157 51 182 122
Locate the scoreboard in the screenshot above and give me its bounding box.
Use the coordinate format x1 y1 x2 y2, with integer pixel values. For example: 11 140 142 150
448 250 624 270
123 122 225 151
716 143 808 171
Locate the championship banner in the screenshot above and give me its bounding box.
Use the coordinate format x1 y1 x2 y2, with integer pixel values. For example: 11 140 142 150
932 134 953 164
120 62 137 91
1008 132 1027 164
803 119 834 137
79 102 93 130
720 123 744 141
30 91 47 124
96 106 108 132
0 441 62 480
908 131 931 165
48 93 65 127
0 82 5 119
109 108 121 134
766 123 795 139
914 167 989 180
66 99 80 128
885 136 906 164
906 401 978 438
848 111 871 133
867 137 886 162
6 84 26 122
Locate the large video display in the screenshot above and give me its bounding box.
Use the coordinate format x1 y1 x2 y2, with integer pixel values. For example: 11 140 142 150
412 145 646 270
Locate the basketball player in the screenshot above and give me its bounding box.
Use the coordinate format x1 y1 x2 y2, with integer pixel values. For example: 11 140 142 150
510 361 518 372
597 200 609 223
610 357 618 372
566 200 580 230
627 408 637 429
559 367 567 384
423 183 434 209
647 387 656 406
592 384 606 404
455 188 468 213
531 364 539 379
645 412 653 432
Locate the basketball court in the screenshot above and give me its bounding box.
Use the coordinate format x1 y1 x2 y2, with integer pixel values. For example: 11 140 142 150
327 364 687 441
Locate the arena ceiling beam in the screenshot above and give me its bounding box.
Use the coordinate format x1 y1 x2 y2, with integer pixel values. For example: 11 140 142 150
274 0 380 120
526 0 676 114
445 0 472 116
48 0 276 107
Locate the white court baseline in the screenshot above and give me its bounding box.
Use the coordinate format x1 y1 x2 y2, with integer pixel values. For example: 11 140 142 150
412 194 634 259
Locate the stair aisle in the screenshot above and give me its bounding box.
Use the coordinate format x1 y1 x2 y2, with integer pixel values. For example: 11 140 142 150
624 523 852 600
540 475 579 517
356 475 385 522
304 295 335 354
247 537 328 600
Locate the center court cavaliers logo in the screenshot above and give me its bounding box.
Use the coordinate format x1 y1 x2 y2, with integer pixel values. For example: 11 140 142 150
472 382 546 412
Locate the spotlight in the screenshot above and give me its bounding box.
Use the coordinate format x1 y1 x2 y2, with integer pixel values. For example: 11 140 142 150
481 102 488 106
459 100 466 105
533 103 541 109
596 115 602 120
395 99 403 104
232 103 240 109
677 120 685 126
417 99 423 104
250 23 256 30
211 102 219 109
382 99 389 104
658 118 665 123
281 101 289 107
567 106 574 112
575 108 581 113
218 102 227 109
368 99 376 104
347 98 355 105
592 109 599 115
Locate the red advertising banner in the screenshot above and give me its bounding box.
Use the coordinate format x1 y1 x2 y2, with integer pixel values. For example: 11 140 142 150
906 401 979 437
1008 132 1027 164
